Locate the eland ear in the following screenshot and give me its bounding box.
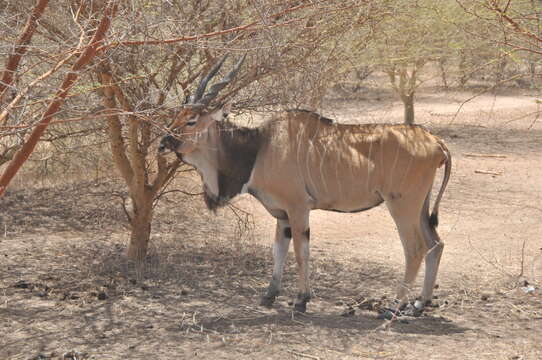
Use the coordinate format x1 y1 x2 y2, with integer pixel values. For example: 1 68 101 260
222 102 232 118
194 103 231 131
210 102 232 122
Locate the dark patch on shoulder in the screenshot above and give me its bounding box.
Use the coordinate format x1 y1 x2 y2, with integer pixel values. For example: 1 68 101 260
203 184 227 213
203 122 264 212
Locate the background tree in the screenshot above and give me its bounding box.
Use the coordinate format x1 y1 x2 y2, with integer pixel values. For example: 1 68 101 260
457 0 542 89
357 1 465 124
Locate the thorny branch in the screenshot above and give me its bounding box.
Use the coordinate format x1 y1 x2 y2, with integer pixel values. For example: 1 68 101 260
0 0 50 103
0 1 117 196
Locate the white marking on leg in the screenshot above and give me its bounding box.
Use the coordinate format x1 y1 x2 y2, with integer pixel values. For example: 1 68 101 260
271 226 291 290
414 299 424 310
298 238 311 294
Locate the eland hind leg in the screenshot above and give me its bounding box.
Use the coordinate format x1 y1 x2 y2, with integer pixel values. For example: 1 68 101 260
418 194 444 309
385 193 430 310
288 209 311 313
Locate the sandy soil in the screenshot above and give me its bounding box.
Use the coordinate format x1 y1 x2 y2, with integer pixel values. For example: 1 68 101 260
1 89 541 359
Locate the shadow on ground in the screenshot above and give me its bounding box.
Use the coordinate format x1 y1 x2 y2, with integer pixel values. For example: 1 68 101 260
1 223 471 359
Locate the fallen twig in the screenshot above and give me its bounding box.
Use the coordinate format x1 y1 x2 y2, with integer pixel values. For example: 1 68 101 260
465 153 507 159
474 169 502 176
287 350 320 360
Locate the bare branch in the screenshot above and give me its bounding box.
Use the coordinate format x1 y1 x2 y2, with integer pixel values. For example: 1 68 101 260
0 1 116 196
0 0 50 103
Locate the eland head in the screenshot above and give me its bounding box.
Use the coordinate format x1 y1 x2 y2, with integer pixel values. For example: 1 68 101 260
158 55 246 157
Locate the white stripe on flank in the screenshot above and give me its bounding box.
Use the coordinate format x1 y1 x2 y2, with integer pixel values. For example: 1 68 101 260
319 143 329 194
389 138 401 192
366 137 373 193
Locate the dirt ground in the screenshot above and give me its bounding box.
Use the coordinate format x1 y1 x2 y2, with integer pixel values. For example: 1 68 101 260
1 89 541 359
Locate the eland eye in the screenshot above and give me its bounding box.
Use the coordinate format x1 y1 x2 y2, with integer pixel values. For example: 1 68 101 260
186 119 197 127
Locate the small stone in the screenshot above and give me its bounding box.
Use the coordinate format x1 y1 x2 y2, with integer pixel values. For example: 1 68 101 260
377 310 396 320
520 285 535 294
13 280 31 289
97 291 108 300
31 354 50 360
341 307 355 317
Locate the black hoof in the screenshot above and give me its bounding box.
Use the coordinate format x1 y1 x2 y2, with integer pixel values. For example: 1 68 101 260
293 302 307 313
293 292 311 313
260 296 276 308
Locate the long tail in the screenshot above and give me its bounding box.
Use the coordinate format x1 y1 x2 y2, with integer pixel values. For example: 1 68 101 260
429 142 452 228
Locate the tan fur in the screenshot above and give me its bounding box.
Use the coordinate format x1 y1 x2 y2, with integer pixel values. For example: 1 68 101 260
250 112 447 214
160 108 452 313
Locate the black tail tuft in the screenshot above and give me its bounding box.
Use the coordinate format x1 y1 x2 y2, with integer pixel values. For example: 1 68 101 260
429 212 439 228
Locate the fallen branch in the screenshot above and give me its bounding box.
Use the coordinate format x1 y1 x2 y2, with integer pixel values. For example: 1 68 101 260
465 153 507 159
474 169 502 176
287 350 320 360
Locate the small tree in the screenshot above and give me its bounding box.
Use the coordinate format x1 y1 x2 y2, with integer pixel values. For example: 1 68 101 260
356 0 472 123
385 60 425 125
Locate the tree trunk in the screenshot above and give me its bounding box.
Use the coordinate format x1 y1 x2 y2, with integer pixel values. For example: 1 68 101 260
494 55 507 89
97 67 181 262
438 58 448 89
458 51 468 88
402 93 415 125
126 193 154 261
